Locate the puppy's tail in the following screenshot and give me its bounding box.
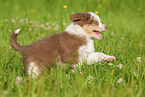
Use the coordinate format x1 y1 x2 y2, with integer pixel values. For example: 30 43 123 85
10 29 23 53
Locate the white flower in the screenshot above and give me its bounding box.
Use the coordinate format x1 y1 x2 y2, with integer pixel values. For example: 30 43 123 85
40 24 45 28
54 25 59 31
88 81 91 84
88 76 93 80
45 22 50 26
52 23 55 25
133 72 138 79
30 21 33 23
71 70 75 73
8 29 12 32
15 76 22 84
11 19 15 23
28 28 32 31
111 32 114 36
117 64 123 69
108 63 113 65
19 19 24 23
16 17 19 20
117 78 123 83
45 27 51 30
63 22 68 26
121 37 124 40
136 57 141 62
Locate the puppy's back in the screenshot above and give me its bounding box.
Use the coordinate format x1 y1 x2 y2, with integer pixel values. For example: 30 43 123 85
19 32 86 70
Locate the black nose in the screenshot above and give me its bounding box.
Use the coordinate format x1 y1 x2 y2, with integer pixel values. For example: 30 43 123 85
104 25 107 30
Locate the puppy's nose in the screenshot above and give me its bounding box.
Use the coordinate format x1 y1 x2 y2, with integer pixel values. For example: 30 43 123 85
104 25 107 30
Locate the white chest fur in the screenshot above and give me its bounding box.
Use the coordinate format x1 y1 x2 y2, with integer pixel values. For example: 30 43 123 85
65 23 95 64
78 38 95 63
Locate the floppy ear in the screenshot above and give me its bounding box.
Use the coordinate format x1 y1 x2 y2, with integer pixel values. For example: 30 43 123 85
70 12 84 21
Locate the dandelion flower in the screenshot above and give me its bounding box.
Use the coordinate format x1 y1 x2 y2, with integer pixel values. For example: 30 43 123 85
95 11 99 15
138 8 142 11
31 9 34 13
61 15 64 18
103 0 107 4
63 5 67 9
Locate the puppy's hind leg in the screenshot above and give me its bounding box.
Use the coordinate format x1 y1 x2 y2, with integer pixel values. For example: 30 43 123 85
27 62 41 79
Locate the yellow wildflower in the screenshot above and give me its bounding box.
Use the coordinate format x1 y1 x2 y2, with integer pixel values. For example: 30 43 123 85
95 11 99 15
63 5 67 9
31 9 34 13
138 8 142 11
98 4 102 8
103 0 107 4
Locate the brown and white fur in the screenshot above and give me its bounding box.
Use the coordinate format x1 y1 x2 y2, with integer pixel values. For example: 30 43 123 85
11 12 115 78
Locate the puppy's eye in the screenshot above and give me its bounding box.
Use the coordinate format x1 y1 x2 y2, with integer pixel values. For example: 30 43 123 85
94 21 98 25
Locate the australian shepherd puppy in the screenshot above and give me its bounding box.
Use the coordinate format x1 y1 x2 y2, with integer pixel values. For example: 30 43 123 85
11 12 115 78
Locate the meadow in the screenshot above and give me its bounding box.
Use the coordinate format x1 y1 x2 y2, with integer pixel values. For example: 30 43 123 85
0 0 145 97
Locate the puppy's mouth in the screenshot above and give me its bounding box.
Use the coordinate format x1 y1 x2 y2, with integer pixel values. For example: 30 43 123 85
93 30 103 38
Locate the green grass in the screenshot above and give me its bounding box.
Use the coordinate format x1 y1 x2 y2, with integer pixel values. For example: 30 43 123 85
0 0 145 97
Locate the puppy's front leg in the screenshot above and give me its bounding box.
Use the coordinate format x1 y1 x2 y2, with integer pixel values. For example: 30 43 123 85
87 52 115 65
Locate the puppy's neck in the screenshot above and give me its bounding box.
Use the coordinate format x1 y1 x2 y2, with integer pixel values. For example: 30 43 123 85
65 23 91 39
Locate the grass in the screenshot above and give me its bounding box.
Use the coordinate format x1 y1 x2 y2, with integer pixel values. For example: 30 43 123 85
0 0 145 97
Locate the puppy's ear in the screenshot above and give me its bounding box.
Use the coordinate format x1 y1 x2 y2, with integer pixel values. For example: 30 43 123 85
70 12 84 21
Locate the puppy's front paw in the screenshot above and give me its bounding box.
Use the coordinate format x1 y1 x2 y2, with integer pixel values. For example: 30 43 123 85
106 56 116 62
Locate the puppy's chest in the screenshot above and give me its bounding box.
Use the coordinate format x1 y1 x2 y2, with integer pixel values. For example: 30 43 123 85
61 38 94 64
78 39 95 59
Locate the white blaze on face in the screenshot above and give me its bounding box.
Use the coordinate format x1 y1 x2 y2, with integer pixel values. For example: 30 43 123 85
88 12 106 31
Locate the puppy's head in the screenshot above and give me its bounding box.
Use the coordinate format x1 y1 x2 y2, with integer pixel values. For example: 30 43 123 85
70 12 107 39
